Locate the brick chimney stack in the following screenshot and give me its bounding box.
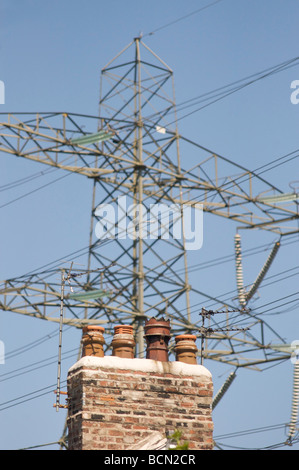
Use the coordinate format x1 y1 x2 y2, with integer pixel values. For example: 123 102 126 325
67 320 213 450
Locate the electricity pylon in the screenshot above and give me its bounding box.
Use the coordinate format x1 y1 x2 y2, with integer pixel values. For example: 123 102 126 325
0 37 298 368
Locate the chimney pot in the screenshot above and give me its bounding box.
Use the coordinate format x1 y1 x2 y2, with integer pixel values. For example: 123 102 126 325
81 325 105 358
174 334 198 364
144 317 171 362
111 325 135 358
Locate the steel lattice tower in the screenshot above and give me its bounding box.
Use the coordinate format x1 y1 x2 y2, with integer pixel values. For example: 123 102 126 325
0 38 298 367
86 37 197 356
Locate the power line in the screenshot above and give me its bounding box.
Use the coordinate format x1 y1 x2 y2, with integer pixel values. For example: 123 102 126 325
166 237 299 317
0 167 59 193
2 188 298 290
170 236 299 278
215 438 299 450
178 140 299 205
175 59 299 113
0 32 298 452
186 271 299 321
0 348 78 383
0 381 67 412
207 294 299 332
2 56 298 219
4 330 59 361
251 291 299 312
141 54 299 130
143 0 226 37
173 57 299 121
0 171 73 210
143 55 299 127
214 420 298 440
1 215 297 331
11 231 299 287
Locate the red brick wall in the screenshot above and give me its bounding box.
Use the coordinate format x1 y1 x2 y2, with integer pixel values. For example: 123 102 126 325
67 357 213 450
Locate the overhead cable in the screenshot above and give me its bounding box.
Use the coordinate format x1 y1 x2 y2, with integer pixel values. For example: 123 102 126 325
144 0 225 37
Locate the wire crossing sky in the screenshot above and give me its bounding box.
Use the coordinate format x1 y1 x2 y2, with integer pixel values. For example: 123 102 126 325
0 0 299 451
143 0 226 36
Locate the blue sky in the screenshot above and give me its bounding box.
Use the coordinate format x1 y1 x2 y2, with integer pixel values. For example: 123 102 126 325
0 0 299 450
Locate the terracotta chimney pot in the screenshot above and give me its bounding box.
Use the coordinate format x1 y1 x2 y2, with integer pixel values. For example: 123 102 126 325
81 325 105 358
144 317 171 362
111 325 135 358
174 334 198 364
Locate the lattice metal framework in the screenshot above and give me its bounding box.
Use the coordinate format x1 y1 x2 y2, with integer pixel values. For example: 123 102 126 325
0 38 298 367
